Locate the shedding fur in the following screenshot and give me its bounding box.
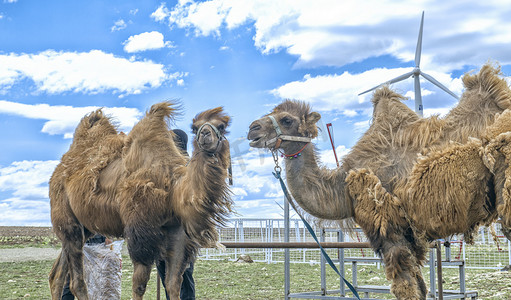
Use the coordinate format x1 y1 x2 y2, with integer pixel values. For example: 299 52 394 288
49 102 233 300
247 63 511 300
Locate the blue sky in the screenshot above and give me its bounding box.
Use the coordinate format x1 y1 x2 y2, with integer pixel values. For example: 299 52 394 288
1 0 511 226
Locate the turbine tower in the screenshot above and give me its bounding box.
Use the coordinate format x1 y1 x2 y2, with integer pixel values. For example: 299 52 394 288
358 11 459 117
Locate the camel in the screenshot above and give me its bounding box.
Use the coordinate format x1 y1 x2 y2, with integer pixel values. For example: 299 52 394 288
247 63 511 299
48 102 233 299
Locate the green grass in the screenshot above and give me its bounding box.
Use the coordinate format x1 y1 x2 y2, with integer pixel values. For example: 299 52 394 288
1 256 511 299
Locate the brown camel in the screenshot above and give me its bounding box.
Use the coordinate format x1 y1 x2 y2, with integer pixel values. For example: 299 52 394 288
247 63 511 299
48 102 232 299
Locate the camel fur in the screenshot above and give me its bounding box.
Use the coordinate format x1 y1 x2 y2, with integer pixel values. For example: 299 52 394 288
247 63 511 299
49 102 232 299
482 109 511 238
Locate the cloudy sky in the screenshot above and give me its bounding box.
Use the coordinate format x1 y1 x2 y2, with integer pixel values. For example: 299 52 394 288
1 0 510 226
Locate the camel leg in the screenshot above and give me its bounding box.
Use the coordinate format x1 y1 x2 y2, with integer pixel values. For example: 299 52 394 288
415 271 427 300
163 249 189 299
501 223 511 241
131 261 152 300
51 221 89 300
62 233 89 299
382 242 425 300
49 251 68 299
346 169 427 299
162 227 190 300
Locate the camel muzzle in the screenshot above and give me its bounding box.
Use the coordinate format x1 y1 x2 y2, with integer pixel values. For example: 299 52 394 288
196 122 224 153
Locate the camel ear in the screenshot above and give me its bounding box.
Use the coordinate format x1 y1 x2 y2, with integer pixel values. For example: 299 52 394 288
304 112 321 138
306 112 321 124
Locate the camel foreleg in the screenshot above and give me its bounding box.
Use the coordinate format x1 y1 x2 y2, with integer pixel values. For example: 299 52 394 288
382 242 426 300
50 220 89 300
131 261 152 300
346 169 427 300
63 238 89 300
49 251 68 299
163 228 191 299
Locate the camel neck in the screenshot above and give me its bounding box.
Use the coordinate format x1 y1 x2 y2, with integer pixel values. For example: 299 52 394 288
283 144 354 220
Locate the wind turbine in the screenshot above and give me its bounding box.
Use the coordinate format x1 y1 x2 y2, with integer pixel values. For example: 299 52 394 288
358 11 459 117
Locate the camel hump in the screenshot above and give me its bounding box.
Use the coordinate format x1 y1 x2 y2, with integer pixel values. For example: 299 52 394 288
462 63 511 110
87 109 106 127
147 101 179 120
72 108 117 142
127 101 179 139
371 86 406 107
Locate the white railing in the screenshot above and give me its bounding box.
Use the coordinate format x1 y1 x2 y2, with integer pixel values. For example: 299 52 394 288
199 218 511 270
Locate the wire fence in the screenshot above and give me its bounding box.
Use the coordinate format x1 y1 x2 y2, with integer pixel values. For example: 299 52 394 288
199 218 511 270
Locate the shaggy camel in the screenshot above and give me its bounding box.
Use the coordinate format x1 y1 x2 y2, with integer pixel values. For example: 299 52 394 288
247 63 511 299
49 102 232 299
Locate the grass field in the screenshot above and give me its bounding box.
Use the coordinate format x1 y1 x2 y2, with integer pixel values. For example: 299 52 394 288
1 227 511 299
2 256 511 299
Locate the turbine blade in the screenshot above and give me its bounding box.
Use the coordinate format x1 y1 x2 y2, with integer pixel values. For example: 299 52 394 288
415 11 424 67
421 71 459 100
358 71 414 96
414 75 423 117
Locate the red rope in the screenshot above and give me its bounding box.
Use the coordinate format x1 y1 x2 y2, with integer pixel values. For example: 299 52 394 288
279 143 309 159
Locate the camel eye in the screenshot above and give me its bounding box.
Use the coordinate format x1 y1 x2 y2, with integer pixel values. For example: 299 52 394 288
280 117 293 127
217 124 225 132
191 126 198 134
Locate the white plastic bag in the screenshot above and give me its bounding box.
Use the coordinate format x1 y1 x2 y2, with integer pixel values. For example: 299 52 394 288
83 240 123 299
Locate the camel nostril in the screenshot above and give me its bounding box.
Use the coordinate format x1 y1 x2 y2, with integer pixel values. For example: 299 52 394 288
249 124 261 132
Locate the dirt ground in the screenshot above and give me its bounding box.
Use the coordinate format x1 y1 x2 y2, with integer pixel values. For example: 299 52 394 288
0 226 57 244
0 226 60 262
0 226 54 237
0 226 130 263
0 247 60 262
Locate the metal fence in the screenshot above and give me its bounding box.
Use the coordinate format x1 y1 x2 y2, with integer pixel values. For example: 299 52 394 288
199 218 511 270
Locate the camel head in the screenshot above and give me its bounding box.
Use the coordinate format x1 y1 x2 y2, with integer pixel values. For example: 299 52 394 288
192 107 231 153
247 100 321 151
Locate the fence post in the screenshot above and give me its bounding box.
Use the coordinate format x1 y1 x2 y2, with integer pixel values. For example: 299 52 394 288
339 229 345 296
320 228 326 295
508 239 511 266
234 219 238 258
284 196 290 300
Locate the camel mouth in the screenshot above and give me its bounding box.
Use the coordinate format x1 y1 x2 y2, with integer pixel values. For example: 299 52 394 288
249 134 271 148
248 137 262 147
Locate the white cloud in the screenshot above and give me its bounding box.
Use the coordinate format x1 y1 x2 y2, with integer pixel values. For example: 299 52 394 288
111 19 127 32
318 145 350 169
167 0 228 36
0 160 56 226
0 198 51 226
232 148 280 195
156 0 511 71
423 107 452 118
0 50 176 96
0 160 58 199
123 31 172 53
233 198 285 219
271 67 464 113
354 120 371 134
0 100 143 138
151 3 171 22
